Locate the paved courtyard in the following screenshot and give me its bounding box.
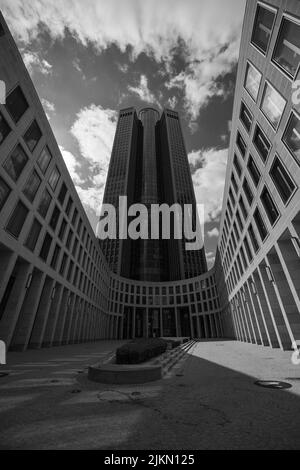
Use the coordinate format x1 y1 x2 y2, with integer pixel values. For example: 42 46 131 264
1 339 300 449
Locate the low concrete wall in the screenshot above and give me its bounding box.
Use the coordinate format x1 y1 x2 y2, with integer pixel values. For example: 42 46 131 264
88 363 162 384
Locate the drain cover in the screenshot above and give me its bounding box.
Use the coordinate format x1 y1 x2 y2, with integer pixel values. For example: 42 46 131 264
131 391 141 396
254 380 292 389
0 372 9 378
176 373 184 377
71 389 81 394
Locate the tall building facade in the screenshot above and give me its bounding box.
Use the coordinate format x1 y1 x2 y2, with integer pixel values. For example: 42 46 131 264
216 0 300 350
100 107 207 282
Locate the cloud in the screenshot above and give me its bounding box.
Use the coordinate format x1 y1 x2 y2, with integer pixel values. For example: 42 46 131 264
41 98 55 114
128 75 161 109
70 104 118 214
166 40 239 121
59 145 83 185
205 250 216 268
72 58 86 79
1 0 245 117
207 227 219 238
190 147 228 223
21 51 52 76
167 96 178 109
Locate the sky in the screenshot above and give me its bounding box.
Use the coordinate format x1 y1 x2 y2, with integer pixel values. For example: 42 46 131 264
0 0 246 268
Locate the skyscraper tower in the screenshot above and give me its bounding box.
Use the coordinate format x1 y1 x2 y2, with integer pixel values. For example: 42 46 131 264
100 107 207 281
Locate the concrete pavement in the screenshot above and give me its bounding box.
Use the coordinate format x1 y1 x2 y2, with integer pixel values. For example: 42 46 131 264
1 339 300 449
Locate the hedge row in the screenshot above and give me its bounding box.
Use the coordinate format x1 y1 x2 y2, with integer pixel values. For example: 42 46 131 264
116 338 168 364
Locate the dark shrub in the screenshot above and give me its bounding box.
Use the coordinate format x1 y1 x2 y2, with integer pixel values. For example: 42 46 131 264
116 338 168 364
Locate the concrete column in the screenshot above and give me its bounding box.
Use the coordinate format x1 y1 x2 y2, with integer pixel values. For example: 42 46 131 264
245 278 268 346
0 251 17 302
0 259 31 348
52 288 69 346
258 263 291 350
253 270 280 348
42 284 63 347
237 291 255 343
28 276 55 349
61 293 76 345
10 270 46 351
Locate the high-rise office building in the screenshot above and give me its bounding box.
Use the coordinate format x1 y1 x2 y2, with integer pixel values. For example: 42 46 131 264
100 107 207 282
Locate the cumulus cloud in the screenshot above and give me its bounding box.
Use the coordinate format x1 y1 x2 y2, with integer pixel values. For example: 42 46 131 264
21 51 52 76
128 75 161 109
167 95 178 109
190 147 228 223
59 145 83 185
70 104 118 215
1 0 245 118
207 227 219 238
41 98 55 114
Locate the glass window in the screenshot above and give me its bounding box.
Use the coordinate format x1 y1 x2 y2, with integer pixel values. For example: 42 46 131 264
51 244 61 269
248 224 259 253
282 112 300 165
49 205 60 231
251 4 276 54
58 182 67 205
39 233 52 261
236 131 247 158
270 156 296 204
239 196 248 220
23 170 41 202
272 16 300 78
240 102 253 133
23 120 42 152
58 218 67 241
5 86 29 123
37 188 52 218
66 228 73 250
3 144 28 182
242 178 253 205
233 154 242 177
6 200 29 238
260 82 286 129
0 112 11 144
253 125 271 162
231 172 238 194
59 253 68 276
0 175 11 211
244 236 253 262
65 197 73 216
247 155 261 187
71 208 78 227
244 62 262 101
48 166 60 190
261 186 280 225
254 207 268 241
24 218 42 251
37 146 52 174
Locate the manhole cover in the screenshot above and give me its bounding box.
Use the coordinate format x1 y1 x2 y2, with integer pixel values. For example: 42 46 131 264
50 379 60 383
176 374 184 377
71 389 81 394
0 372 9 378
131 391 141 396
254 380 292 389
